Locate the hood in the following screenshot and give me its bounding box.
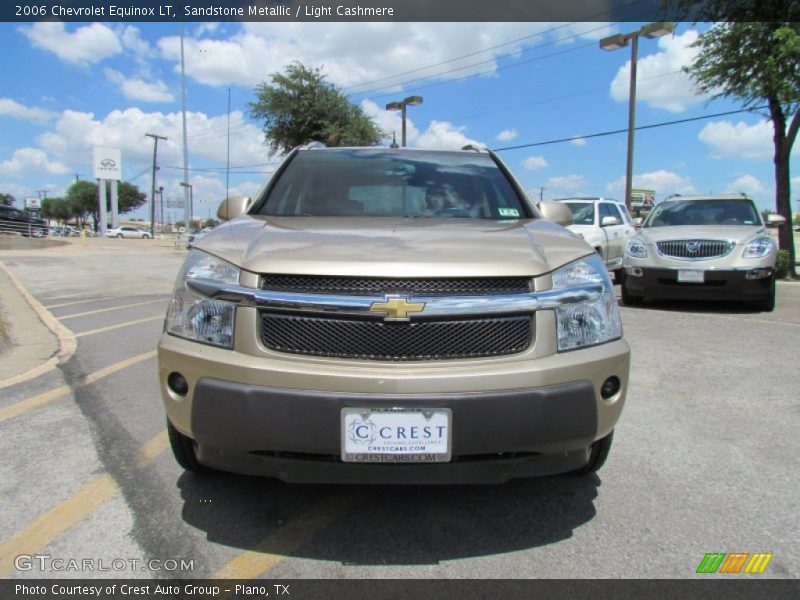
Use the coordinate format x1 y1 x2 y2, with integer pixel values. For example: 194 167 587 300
196 216 591 278
638 225 767 245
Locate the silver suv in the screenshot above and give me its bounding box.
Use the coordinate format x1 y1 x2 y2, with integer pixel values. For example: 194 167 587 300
622 195 783 311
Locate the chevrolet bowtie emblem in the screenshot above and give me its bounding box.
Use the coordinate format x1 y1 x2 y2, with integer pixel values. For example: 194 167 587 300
370 296 426 321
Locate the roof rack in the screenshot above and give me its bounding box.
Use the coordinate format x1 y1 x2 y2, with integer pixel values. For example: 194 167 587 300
299 141 327 150
461 144 487 153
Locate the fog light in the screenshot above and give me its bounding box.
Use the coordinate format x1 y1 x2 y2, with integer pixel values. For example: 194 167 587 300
600 376 621 399
746 269 771 280
168 372 189 396
625 267 643 277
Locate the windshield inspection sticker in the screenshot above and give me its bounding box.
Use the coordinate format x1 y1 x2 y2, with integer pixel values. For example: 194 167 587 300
499 208 520 217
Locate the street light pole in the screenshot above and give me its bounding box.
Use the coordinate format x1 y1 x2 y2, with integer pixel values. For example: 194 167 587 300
385 96 423 147
180 182 193 230
600 22 674 212
145 132 167 238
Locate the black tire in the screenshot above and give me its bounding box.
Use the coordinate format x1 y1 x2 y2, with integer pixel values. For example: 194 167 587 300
621 282 644 306
574 430 614 475
142 234 151 239
612 269 623 285
753 278 776 312
116 233 123 238
167 420 210 473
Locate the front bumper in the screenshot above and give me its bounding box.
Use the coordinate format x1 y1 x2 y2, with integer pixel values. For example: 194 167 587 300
158 309 630 483
623 267 773 301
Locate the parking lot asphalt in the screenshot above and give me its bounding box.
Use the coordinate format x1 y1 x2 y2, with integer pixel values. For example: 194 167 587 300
0 236 798 581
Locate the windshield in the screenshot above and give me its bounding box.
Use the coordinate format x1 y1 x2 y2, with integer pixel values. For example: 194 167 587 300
563 202 594 225
645 199 760 228
255 149 529 219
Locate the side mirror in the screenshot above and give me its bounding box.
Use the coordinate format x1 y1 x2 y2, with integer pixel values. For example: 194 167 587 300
601 216 620 227
217 196 252 221
539 201 573 226
633 217 644 227
765 213 786 226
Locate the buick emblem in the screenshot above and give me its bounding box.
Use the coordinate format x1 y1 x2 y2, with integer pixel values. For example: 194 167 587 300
685 241 701 254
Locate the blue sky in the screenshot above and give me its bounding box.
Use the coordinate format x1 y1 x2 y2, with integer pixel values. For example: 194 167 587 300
0 20 797 222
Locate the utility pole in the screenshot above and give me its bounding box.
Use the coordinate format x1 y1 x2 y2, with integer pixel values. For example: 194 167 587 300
180 25 191 230
36 189 48 199
145 133 167 238
538 187 545 202
74 173 80 183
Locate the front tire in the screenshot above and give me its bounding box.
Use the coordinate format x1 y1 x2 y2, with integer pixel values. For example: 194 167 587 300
573 430 614 475
753 278 776 312
621 282 644 306
167 420 210 473
116 233 123 238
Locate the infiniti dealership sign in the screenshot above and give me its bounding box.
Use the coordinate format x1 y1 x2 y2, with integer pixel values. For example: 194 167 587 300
93 147 121 180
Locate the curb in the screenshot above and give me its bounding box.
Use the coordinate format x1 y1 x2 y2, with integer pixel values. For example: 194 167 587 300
0 261 77 389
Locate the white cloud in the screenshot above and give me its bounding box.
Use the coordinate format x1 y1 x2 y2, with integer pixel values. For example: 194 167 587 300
496 129 518 142
36 107 273 182
610 30 706 113
104 69 175 103
0 98 56 124
570 136 587 147
547 174 586 192
362 100 482 150
158 23 581 89
725 175 771 198
0 182 34 202
606 170 697 199
699 119 773 160
523 156 549 171
118 26 156 61
0 148 69 177
19 22 121 66
415 121 483 150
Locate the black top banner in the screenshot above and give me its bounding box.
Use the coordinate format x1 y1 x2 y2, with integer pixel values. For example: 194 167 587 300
4 0 686 23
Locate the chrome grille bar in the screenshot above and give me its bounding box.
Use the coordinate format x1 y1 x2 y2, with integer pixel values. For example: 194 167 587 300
656 239 733 260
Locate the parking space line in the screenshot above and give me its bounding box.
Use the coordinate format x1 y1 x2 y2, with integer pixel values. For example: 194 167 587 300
0 385 71 423
0 350 157 423
42 285 145 304
0 428 169 577
76 315 164 338
212 497 349 580
47 295 135 310
60 299 166 320
136 430 169 468
0 475 119 576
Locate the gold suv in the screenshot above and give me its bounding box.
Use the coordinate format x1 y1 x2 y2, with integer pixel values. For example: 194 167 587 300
158 146 630 483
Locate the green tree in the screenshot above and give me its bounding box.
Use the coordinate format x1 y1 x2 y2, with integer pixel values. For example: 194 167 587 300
0 192 15 206
249 62 384 155
669 2 799 278
41 197 72 226
66 180 148 230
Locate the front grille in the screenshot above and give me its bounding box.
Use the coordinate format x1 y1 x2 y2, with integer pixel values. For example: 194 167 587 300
261 275 530 296
656 239 733 260
260 312 532 361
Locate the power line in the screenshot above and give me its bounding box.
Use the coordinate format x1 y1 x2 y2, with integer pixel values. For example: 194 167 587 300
492 106 769 152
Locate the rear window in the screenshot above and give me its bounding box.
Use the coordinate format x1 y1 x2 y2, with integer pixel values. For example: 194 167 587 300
255 149 529 219
563 202 594 225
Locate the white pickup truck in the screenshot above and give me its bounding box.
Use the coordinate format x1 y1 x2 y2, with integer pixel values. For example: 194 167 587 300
555 198 636 281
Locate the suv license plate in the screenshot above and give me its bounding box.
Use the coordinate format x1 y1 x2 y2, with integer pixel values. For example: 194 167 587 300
678 270 704 283
341 407 452 463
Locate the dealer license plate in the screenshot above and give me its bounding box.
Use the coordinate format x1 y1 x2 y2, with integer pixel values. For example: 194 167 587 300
677 270 704 283
341 407 452 463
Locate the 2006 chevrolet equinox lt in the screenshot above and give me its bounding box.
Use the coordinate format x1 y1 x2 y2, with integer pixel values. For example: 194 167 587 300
158 144 630 484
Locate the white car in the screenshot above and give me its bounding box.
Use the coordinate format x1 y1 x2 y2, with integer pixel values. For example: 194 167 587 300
555 198 636 280
106 226 151 239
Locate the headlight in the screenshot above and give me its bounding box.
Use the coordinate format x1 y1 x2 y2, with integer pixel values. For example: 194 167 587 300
626 236 648 258
743 236 775 258
165 250 240 348
551 254 622 352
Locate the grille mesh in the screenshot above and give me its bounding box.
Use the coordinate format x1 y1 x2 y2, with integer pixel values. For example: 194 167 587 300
261 275 530 296
656 239 732 260
260 313 532 361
